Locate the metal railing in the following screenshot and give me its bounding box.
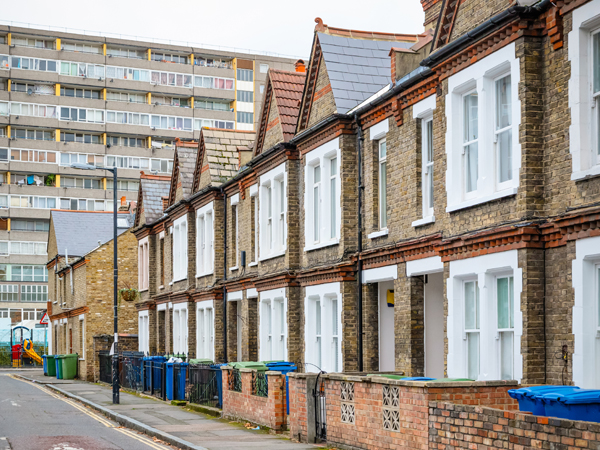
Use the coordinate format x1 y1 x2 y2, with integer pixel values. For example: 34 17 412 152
229 368 242 393
98 350 111 383
252 371 268 398
143 357 167 401
188 364 221 408
120 351 144 391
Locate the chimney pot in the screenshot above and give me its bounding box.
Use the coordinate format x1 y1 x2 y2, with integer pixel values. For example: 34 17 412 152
121 196 126 206
295 59 306 73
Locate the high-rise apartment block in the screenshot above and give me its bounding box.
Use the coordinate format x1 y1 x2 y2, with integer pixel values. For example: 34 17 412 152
0 25 297 325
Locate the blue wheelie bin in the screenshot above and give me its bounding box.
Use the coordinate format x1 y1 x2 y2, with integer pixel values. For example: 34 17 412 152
143 356 152 391
508 386 580 415
211 363 228 408
166 362 174 400
153 356 167 390
541 390 600 421
403 377 436 381
42 355 48 376
266 362 297 415
55 356 63 379
175 363 189 400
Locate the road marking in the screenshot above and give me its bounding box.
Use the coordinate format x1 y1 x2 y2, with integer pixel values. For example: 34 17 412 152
9 376 168 449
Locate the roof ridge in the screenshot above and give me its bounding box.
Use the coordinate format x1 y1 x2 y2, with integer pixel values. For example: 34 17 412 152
314 17 426 42
140 171 172 181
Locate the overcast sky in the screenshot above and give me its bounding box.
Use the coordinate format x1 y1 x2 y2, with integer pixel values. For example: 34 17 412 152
2 0 425 59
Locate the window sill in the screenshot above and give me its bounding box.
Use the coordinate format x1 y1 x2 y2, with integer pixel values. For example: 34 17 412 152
411 216 435 228
367 229 388 240
258 250 286 262
304 239 339 252
159 285 164 290
446 188 518 213
229 266 238 272
196 271 213 279
248 262 258 267
139 288 148 293
572 166 600 182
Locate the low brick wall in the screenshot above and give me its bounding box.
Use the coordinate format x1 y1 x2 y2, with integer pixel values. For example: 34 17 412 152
289 373 519 449
222 367 287 431
430 402 600 449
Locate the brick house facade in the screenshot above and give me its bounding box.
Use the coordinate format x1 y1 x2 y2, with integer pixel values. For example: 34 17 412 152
47 210 138 381
133 0 600 390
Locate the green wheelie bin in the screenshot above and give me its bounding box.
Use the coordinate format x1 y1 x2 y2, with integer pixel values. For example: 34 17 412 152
45 355 56 377
60 353 78 380
230 361 268 372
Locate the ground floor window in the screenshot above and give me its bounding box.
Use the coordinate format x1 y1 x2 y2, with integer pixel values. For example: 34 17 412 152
305 282 342 373
173 305 188 355
196 301 214 361
448 250 522 381
259 288 287 361
138 311 149 354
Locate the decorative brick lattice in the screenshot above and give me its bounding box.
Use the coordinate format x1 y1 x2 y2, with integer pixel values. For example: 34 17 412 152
382 386 400 432
340 381 355 424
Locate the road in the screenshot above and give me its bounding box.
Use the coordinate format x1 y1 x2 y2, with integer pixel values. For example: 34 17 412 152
0 372 177 450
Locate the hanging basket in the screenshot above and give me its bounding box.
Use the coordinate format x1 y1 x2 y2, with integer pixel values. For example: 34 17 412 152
119 289 138 302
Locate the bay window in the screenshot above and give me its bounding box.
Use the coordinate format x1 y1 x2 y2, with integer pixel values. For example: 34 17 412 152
259 289 287 361
446 43 520 212
196 203 214 277
305 282 343 373
172 216 188 282
304 138 341 251
259 164 287 260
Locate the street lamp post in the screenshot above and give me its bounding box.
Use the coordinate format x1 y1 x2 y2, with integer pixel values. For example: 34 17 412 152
70 163 119 404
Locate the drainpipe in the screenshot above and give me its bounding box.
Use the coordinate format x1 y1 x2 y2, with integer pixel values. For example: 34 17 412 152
355 116 364 372
222 188 228 363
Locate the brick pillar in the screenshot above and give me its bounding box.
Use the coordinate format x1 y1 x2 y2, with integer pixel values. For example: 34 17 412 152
287 286 303 366
519 248 546 384
362 283 379 372
214 297 225 363
157 309 165 354
167 306 173 354
187 301 196 359
341 281 359 372
227 300 238 362
395 264 425 376
241 296 258 361
266 370 287 430
147 308 157 354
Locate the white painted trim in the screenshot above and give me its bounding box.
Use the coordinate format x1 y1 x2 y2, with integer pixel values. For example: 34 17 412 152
229 266 239 272
259 162 287 260
159 231 165 239
572 235 600 389
447 250 523 382
227 290 243 302
157 303 167 311
248 262 258 267
259 288 288 362
406 256 443 276
196 201 215 278
249 184 258 197
412 216 435 227
362 265 398 284
78 314 85 320
568 0 600 177
413 94 436 119
367 229 389 240
247 288 258 298
446 188 517 213
230 193 240 205
368 119 389 141
258 250 286 262
303 239 339 252
196 300 215 361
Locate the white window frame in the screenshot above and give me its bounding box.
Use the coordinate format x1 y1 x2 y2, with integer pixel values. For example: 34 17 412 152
259 163 287 261
572 235 600 389
378 139 387 231
196 301 215 361
445 43 521 212
173 303 188 355
447 250 523 381
230 194 239 271
259 288 287 362
304 282 343 373
304 138 341 251
172 215 188 282
138 310 149 354
138 237 149 291
250 184 259 265
196 202 214 278
569 1 600 180
413 95 437 227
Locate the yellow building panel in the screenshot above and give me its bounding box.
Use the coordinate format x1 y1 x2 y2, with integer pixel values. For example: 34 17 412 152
6 126 10 139
190 97 194 109
102 43 107 56
190 54 194 65
147 92 151 105
6 172 10 184
55 174 60 188
55 129 60 142
102 88 106 101
55 84 61 96
147 49 151 61
102 133 107 146
6 218 10 232
102 177 106 190
7 80 10 92
56 38 61 51
6 33 10 46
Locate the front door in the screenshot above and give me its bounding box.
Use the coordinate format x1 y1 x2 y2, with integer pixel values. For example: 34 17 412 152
378 281 395 371
425 272 444 378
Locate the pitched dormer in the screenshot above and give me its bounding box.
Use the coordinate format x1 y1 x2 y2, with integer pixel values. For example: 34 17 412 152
133 172 171 228
167 140 198 208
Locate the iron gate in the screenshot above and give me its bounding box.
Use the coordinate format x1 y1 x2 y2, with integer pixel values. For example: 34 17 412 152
314 373 327 442
188 364 221 408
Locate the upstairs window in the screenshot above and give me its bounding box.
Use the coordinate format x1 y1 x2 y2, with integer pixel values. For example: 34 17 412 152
259 164 287 260
196 203 214 277
305 138 340 251
422 117 434 220
138 237 149 291
378 140 387 230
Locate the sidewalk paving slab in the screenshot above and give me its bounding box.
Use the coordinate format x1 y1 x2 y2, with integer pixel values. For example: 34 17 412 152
17 371 315 450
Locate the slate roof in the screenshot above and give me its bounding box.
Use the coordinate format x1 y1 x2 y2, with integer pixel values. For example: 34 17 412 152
140 175 170 224
317 32 414 113
177 143 198 199
270 69 306 141
202 129 256 184
51 210 133 257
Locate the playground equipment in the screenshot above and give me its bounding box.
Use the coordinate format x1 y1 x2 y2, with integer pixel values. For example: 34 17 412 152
22 339 42 365
10 326 43 367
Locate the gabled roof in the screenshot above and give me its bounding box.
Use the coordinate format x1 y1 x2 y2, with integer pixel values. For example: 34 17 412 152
134 172 171 227
50 210 133 257
167 140 198 207
255 68 306 155
192 128 256 192
298 18 427 130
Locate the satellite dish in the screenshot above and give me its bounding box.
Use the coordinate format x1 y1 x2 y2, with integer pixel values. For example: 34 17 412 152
27 88 33 95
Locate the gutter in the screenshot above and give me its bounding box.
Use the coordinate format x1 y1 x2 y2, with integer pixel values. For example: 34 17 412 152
221 187 228 363
355 116 364 372
421 0 552 68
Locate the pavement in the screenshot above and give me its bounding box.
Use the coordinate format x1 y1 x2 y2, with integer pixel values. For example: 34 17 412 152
7 369 315 450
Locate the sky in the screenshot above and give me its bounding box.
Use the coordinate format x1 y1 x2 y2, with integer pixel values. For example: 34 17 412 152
1 0 425 59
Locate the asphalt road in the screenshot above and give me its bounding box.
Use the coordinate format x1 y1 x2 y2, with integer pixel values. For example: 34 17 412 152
0 371 177 450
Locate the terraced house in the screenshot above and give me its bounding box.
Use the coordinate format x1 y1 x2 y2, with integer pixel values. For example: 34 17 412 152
134 0 600 390
0 24 296 328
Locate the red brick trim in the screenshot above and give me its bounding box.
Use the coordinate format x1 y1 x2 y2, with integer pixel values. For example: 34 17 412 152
297 263 356 286
313 84 332 102
191 287 223 302
296 118 354 155
135 300 156 311
253 273 299 292
433 0 462 51
50 306 89 321
560 0 594 15
421 0 442 11
189 189 221 211
359 233 443 269
266 116 280 132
